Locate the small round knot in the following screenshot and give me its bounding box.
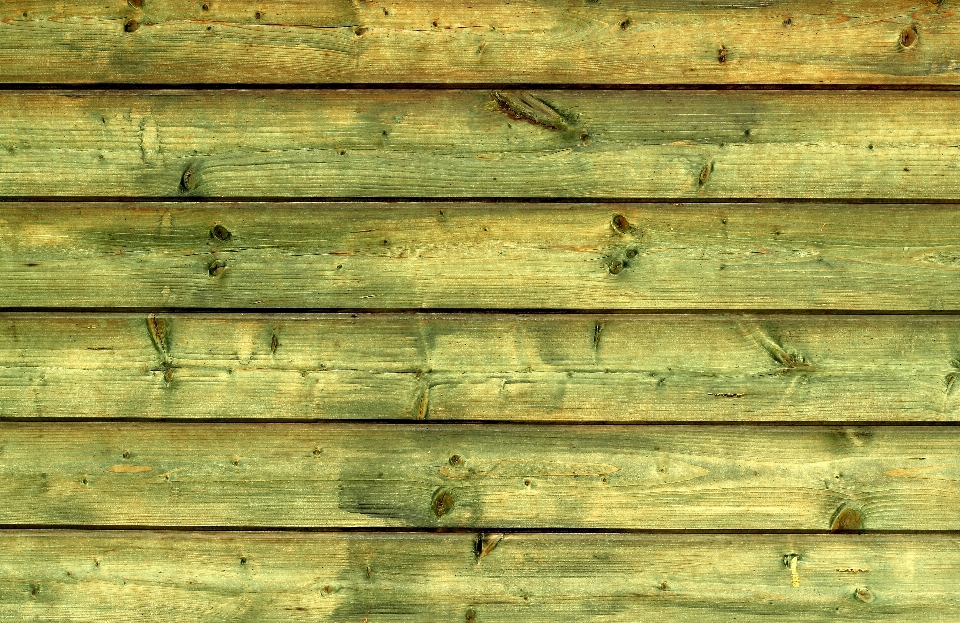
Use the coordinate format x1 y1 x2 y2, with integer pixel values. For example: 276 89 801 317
830 504 863 532
612 214 630 233
855 587 875 603
208 259 227 277
432 488 454 518
210 224 231 241
900 26 918 48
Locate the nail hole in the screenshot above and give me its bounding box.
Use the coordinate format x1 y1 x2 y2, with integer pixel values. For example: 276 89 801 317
354 26 368 36
449 454 463 466
717 45 727 63
783 17 792 26
122 450 131 459
124 19 139 32
254 11 261 19
128 0 143 7
855 587 875 603
240 557 247 564
201 3 209 10
609 260 624 275
619 18 631 29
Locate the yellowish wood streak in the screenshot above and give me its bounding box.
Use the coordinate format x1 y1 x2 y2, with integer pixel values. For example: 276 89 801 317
0 422 955 529
0 1 956 85
3 203 960 309
3 92 960 197
6 313 960 422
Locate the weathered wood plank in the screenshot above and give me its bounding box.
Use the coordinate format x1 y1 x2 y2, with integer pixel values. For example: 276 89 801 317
0 422 956 529
6 313 960 422
1 1 958 85
2 531 956 622
4 202 960 309
3 91 960 198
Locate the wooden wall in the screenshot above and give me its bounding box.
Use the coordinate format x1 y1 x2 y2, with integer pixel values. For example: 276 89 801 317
2 1 959 620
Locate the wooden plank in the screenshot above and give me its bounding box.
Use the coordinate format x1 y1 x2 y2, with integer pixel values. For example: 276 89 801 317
3 91 960 198
4 202 960 309
2 531 957 622
7 313 960 423
2 1 959 85
0 422 957 529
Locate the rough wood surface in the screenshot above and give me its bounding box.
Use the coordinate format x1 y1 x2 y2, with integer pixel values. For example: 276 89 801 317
4 202 960 309
2 531 956 622
1 1 958 85
0 422 956 529
7 313 960 422
4 91 960 198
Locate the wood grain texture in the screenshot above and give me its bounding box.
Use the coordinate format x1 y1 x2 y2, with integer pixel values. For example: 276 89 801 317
7 313 960 422
3 91 960 198
2 531 957 622
4 202 960 309
1 1 958 85
0 422 957 529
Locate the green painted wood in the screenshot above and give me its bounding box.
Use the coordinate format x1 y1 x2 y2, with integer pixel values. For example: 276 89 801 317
0 1 955 85
3 203 960 309
0 422 955 529
2 531 955 621
3 91 960 198
6 313 960 422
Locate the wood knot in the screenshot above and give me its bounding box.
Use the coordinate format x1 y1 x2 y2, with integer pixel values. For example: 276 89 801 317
210 224 232 241
900 26 918 48
830 504 863 532
612 214 630 233
432 488 454 518
208 259 227 277
492 91 569 130
699 162 713 185
180 163 200 193
855 587 875 603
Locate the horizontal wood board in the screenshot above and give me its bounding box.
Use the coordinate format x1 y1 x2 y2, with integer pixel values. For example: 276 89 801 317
6 313 960 422
0 1 957 85
3 203 960 309
0 422 956 529
4 91 960 198
1 531 957 621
